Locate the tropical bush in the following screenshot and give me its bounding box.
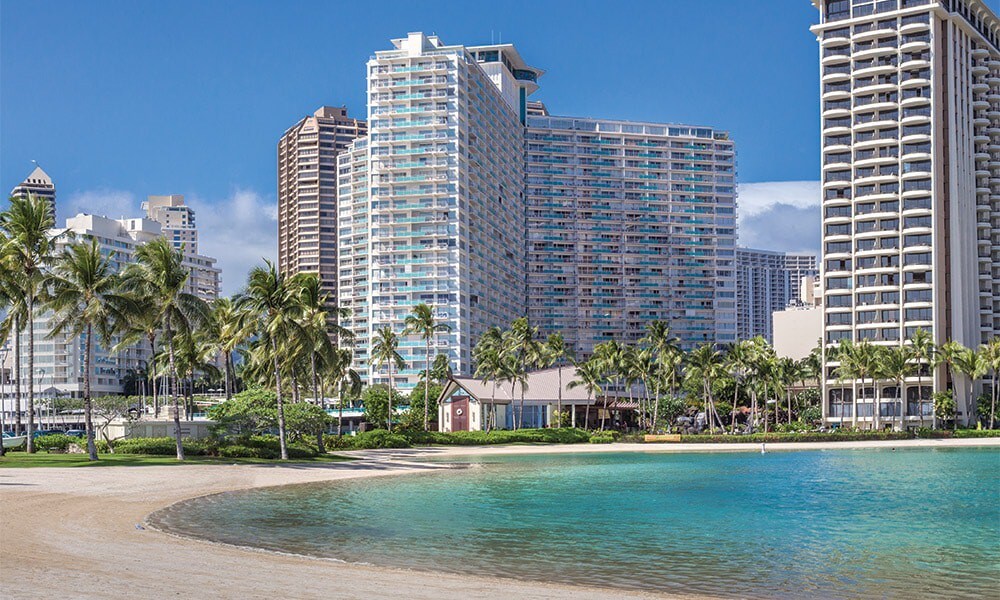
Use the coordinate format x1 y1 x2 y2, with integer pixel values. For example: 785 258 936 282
669 430 913 444
400 427 591 446
589 432 616 444
34 434 77 452
361 385 408 430
348 429 411 449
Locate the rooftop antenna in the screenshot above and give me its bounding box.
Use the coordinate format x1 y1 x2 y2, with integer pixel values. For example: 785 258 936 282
491 29 494 44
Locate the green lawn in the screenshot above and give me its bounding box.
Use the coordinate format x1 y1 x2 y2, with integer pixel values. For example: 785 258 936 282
0 452 355 468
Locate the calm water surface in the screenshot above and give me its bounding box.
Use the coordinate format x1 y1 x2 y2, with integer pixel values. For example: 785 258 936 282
150 449 1000 599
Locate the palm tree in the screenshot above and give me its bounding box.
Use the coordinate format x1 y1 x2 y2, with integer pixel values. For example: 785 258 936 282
542 333 573 428
503 318 542 430
879 345 915 430
777 356 803 425
235 260 301 459
123 237 209 460
948 345 987 428
0 239 27 436
568 359 604 430
44 239 137 460
908 328 937 427
1 195 58 452
370 326 405 432
848 340 881 429
403 303 450 431
592 340 625 431
687 343 725 433
982 337 1000 429
326 348 361 437
724 340 752 432
834 340 859 427
473 326 505 432
210 297 250 401
113 289 163 416
643 321 679 432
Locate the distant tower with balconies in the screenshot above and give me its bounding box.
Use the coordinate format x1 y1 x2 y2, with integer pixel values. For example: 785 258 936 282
811 0 999 429
278 106 367 309
10 164 56 217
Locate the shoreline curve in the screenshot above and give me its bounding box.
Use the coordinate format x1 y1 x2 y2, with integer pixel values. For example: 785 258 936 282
2 438 997 600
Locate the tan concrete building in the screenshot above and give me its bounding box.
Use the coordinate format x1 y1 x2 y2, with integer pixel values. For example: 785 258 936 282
143 194 198 253
774 276 824 361
277 106 366 304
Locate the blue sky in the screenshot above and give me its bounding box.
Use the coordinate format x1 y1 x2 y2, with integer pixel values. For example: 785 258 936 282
1 0 824 293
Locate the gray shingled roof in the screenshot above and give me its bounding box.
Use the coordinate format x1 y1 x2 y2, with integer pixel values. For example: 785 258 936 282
439 366 599 405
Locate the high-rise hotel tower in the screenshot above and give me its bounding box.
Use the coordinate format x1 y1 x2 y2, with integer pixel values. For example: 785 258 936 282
337 33 538 388
278 107 367 306
525 115 738 354
812 0 999 427
335 32 741 390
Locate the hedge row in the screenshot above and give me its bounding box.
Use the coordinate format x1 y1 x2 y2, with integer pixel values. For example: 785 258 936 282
401 428 593 447
33 434 318 459
674 431 914 444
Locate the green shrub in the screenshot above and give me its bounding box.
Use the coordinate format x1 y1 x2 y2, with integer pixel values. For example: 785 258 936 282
671 430 914 444
953 429 1000 438
35 434 76 452
349 430 411 449
589 432 616 444
399 427 591 446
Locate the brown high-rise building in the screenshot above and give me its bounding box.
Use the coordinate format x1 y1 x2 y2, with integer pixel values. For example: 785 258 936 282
277 106 366 304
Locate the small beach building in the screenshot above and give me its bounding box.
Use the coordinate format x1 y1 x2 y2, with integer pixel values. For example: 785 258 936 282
436 367 633 431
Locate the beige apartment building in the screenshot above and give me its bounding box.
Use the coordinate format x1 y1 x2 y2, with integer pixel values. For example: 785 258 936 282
277 106 366 305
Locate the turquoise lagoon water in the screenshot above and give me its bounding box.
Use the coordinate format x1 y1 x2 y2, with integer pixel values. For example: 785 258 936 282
150 449 999 598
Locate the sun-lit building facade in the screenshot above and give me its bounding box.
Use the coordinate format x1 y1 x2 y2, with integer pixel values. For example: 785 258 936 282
336 33 538 388
812 0 999 428
525 115 739 355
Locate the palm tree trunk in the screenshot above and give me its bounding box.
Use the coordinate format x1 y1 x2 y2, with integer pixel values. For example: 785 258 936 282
386 362 393 433
165 315 184 461
13 321 21 436
585 394 591 430
224 350 232 401
312 358 324 453
338 384 345 437
84 324 97 461
424 338 431 432
520 386 526 429
852 379 859 429
148 334 159 417
487 380 497 433
556 365 563 428
26 293 35 453
269 338 288 458
730 379 739 433
652 377 661 434
787 389 792 426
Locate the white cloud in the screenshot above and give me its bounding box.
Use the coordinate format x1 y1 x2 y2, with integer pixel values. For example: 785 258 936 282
736 181 821 256
188 189 277 296
60 188 138 221
737 180 820 218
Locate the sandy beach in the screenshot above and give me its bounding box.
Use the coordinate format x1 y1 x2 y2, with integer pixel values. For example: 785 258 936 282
2 438 997 600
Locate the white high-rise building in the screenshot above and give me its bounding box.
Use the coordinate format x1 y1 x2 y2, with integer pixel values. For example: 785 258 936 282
812 0 999 428
736 249 818 342
16 213 220 399
526 115 739 355
337 33 539 388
